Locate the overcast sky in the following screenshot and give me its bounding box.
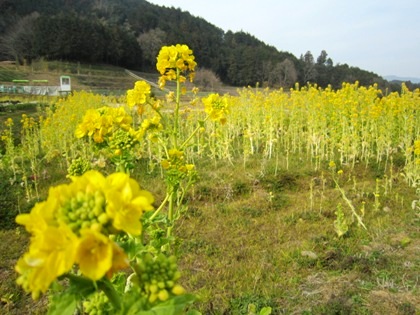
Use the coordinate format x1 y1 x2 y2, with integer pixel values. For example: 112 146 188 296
145 0 420 79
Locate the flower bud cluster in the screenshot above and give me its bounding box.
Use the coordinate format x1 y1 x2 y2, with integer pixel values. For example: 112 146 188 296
108 129 137 153
21 114 37 130
82 291 110 315
67 157 91 177
133 253 185 304
57 190 109 235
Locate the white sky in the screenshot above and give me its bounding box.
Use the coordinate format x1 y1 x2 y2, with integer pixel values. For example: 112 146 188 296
145 0 420 79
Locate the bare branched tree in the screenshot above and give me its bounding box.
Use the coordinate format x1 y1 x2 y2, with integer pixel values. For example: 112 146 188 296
0 12 39 64
268 58 298 88
137 28 166 68
194 68 221 91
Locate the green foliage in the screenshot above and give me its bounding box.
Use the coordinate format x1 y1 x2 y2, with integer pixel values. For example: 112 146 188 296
0 168 18 229
334 203 349 237
33 13 142 68
228 294 276 315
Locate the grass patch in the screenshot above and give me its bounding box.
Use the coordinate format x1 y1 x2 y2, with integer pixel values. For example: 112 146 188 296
172 157 419 313
1 152 419 314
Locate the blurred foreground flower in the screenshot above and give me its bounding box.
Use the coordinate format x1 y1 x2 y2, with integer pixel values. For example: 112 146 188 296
15 170 154 299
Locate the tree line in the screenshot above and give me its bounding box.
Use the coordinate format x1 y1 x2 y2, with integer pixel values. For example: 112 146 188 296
0 0 417 91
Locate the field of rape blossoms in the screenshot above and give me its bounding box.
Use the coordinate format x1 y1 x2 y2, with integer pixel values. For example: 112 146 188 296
0 49 419 314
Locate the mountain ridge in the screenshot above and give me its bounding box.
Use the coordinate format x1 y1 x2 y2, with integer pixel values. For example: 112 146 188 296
383 75 420 84
1 0 419 91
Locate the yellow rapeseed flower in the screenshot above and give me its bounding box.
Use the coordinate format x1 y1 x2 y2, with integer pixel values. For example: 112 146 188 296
15 170 155 297
202 93 230 124
156 44 197 88
76 229 113 281
105 172 154 235
414 140 420 155
75 108 102 139
127 81 151 108
15 201 56 235
75 106 133 144
5 117 13 127
15 224 79 299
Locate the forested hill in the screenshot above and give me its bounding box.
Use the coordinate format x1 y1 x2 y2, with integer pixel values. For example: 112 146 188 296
0 0 405 89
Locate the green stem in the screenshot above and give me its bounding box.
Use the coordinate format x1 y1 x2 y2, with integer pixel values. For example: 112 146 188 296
63 274 122 311
149 191 171 221
167 189 175 238
97 278 122 311
179 116 209 150
173 68 181 148
333 178 367 230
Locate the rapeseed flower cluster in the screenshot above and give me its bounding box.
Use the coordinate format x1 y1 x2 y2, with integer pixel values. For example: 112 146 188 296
21 114 36 130
202 93 230 124
15 170 154 299
75 106 136 144
40 91 106 161
127 81 152 115
0 118 13 142
156 44 196 88
413 139 420 166
161 149 195 186
139 115 164 142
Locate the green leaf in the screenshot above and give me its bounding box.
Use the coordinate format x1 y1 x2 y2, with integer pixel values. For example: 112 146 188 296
65 273 96 297
47 292 77 315
123 294 198 315
259 306 272 315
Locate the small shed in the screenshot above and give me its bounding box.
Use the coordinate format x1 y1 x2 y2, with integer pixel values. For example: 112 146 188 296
60 76 71 93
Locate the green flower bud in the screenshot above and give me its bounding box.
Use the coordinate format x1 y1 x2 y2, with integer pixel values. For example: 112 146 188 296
149 293 158 304
98 213 109 224
173 271 181 281
81 221 91 229
93 205 103 216
149 284 158 294
76 191 85 202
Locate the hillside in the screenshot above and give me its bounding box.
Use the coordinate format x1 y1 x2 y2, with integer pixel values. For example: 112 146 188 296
0 0 396 90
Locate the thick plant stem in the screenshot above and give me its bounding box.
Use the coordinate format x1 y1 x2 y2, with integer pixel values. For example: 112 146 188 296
63 274 122 311
98 278 122 311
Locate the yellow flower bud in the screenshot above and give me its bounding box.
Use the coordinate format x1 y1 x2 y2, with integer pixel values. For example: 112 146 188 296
172 284 185 295
158 289 169 301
